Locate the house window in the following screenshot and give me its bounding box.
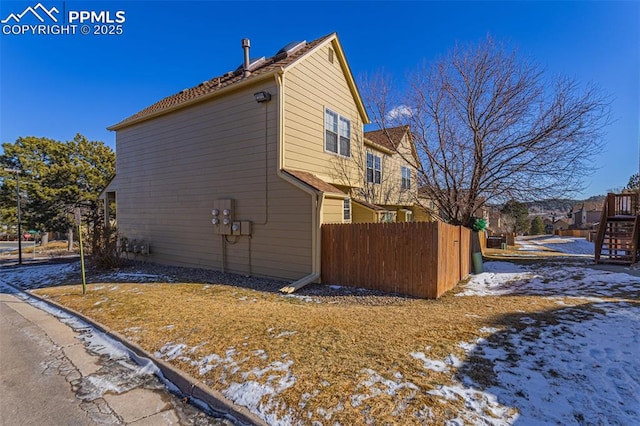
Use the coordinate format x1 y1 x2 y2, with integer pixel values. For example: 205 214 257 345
401 166 411 189
325 108 350 157
366 152 381 184
343 198 351 221
382 212 395 223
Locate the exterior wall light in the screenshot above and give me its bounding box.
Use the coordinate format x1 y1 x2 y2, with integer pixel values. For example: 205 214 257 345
254 91 271 103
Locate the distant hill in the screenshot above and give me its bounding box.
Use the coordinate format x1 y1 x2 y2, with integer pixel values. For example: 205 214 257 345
515 196 606 218
584 195 607 203
525 199 575 215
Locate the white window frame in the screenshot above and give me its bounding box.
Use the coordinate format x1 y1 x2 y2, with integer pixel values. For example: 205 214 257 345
401 166 411 190
343 198 351 221
325 107 351 157
366 152 382 184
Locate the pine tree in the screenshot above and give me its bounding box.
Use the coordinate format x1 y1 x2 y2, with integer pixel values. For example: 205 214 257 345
1 135 114 245
501 199 530 234
530 216 545 235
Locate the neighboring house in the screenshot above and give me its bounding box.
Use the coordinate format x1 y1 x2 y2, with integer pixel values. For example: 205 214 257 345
334 125 431 223
485 207 506 233
102 33 429 287
571 201 602 229
552 218 571 232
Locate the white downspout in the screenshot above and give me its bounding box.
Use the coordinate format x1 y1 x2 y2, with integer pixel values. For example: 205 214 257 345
274 68 321 293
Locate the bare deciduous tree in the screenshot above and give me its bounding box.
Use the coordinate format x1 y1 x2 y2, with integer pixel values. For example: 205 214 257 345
362 37 610 227
331 135 405 207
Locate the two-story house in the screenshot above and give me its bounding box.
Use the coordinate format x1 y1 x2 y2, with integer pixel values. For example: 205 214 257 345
102 33 429 288
571 201 602 229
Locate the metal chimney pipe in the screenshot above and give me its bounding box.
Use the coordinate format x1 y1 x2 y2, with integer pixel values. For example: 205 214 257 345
242 38 251 78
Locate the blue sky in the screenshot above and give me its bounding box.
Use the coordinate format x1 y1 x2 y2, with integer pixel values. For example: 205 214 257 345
1 1 638 198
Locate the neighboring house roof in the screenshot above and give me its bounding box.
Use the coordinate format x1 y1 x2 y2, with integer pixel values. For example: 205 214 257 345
108 33 369 130
352 199 387 211
284 169 346 196
364 126 411 151
364 125 420 165
97 174 117 199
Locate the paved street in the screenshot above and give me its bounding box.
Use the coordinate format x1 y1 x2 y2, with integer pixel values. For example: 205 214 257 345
0 242 20 253
0 290 233 425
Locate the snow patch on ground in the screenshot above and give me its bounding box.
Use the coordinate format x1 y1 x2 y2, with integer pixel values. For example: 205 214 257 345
109 272 172 282
410 352 449 372
0 262 77 289
461 302 640 424
459 261 639 297
154 340 297 425
517 236 594 256
350 368 419 410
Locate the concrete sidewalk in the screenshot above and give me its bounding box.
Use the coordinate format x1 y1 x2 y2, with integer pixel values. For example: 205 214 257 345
0 291 231 425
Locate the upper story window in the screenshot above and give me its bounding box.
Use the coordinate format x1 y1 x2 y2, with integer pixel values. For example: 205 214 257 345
401 166 411 189
325 108 350 157
366 152 381 184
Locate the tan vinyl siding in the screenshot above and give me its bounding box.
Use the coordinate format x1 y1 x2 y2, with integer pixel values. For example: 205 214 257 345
322 197 346 224
283 42 363 186
366 141 417 207
397 209 412 222
115 81 313 281
411 205 434 222
352 202 378 223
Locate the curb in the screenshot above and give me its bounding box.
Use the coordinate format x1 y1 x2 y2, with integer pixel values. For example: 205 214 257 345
25 291 268 426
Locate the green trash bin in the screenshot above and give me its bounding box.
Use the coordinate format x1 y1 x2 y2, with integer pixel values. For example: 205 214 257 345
472 252 483 274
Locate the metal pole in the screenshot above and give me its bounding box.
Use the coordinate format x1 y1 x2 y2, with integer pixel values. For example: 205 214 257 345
4 168 22 264
74 208 86 295
16 173 22 265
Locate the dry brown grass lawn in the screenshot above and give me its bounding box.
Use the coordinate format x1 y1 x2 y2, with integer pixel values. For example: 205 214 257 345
31 280 611 424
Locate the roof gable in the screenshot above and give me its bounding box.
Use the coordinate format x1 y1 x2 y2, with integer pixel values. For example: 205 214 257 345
284 35 369 125
108 33 369 131
365 126 410 151
364 126 420 164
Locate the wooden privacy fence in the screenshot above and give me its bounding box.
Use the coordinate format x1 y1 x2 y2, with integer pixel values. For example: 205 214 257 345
555 229 591 238
321 222 473 299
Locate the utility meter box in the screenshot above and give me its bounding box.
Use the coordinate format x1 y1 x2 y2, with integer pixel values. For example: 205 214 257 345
211 199 234 235
240 221 252 236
